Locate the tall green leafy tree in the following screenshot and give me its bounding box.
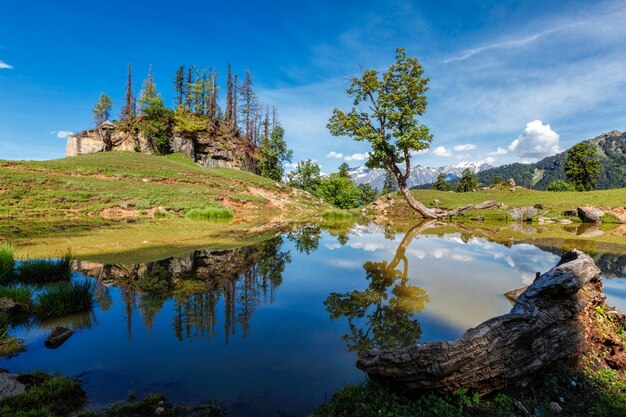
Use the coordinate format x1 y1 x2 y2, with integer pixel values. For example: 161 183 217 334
327 48 438 218
432 173 450 191
316 175 362 209
92 93 113 127
258 125 293 182
565 142 600 191
456 168 479 193
338 162 350 178
286 160 322 193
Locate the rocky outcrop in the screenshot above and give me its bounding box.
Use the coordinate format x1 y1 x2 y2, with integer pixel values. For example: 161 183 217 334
357 250 608 394
508 206 538 221
578 206 605 223
67 120 259 173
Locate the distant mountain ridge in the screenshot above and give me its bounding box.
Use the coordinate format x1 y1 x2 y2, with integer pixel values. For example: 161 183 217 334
476 130 626 190
349 161 493 190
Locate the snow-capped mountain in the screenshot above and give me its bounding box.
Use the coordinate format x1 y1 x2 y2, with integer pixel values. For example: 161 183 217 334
349 161 493 190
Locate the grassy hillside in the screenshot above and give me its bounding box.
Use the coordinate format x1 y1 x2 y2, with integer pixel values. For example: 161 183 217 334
477 130 626 190
373 187 626 219
0 152 325 236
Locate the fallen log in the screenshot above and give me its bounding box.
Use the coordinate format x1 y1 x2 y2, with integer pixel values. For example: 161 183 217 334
357 250 607 394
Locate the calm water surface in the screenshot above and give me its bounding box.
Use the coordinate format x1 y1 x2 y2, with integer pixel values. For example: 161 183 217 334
3 222 626 416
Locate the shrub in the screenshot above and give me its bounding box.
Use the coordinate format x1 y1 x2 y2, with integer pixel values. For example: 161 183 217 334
0 313 9 338
0 286 32 311
186 206 234 220
0 243 14 280
16 252 72 283
34 281 94 319
547 180 576 192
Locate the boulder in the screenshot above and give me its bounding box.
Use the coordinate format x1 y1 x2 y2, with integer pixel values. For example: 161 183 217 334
357 250 606 394
577 206 605 223
506 178 516 186
0 371 25 400
0 298 22 315
45 327 73 349
171 134 195 161
508 206 538 222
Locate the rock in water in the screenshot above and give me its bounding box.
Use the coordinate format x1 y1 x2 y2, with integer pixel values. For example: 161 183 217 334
508 206 538 222
0 297 22 315
0 371 25 400
357 250 606 394
577 206 605 223
45 327 73 349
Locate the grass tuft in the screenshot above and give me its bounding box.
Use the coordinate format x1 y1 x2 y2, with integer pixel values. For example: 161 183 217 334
321 210 353 219
16 252 72 283
0 285 32 311
34 280 94 319
186 206 234 220
0 243 14 280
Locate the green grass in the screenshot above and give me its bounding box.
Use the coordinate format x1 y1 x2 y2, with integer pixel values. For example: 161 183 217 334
34 281 94 319
186 206 234 220
0 285 32 311
321 210 354 219
0 243 14 280
16 252 72 283
0 372 87 417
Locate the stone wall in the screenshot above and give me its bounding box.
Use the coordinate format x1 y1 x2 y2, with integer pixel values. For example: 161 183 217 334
66 121 259 173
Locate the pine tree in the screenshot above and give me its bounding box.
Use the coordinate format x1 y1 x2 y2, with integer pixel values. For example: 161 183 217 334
382 170 397 194
121 63 136 122
92 93 113 127
174 65 185 108
239 70 258 141
456 168 479 192
258 124 293 182
139 65 158 113
565 142 600 191
185 67 195 111
232 73 238 131
432 173 450 191
226 64 233 124
338 162 350 178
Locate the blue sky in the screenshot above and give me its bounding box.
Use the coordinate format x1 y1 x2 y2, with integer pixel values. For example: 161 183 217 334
1 0 625 171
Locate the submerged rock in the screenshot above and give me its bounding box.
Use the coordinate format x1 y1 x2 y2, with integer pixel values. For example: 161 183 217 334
357 250 610 394
45 327 73 349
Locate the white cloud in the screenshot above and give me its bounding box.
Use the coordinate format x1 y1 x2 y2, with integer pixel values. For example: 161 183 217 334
488 147 508 156
508 120 560 160
453 144 476 152
52 130 73 139
344 152 369 162
451 254 473 261
431 248 450 259
326 151 344 159
432 146 453 157
410 149 429 156
0 60 13 69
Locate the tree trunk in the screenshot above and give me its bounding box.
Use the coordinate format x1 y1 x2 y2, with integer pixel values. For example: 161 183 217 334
390 165 438 219
357 250 607 394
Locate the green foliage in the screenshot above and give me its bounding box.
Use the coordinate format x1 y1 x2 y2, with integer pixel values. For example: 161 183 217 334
16 252 72 283
432 172 450 191
173 107 207 135
138 66 158 113
337 162 350 178
0 243 14 280
357 183 379 205
456 168 479 193
286 159 322 193
258 125 293 182
566 141 600 191
382 170 397 194
316 175 362 209
327 48 432 173
547 179 577 192
34 280 94 319
138 97 174 155
0 312 9 338
321 210 353 219
0 373 87 417
491 175 502 186
92 93 113 127
0 285 32 311
185 206 234 220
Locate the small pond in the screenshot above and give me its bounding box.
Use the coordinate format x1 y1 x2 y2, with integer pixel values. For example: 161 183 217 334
3 221 626 416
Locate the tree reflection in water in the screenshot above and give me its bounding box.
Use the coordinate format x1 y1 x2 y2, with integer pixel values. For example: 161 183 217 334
324 221 432 352
74 236 291 343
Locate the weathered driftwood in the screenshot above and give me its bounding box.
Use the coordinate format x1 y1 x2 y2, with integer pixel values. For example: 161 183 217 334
357 250 605 394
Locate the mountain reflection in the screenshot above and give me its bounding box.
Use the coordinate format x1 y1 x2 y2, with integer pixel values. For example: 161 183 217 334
324 221 432 352
75 237 291 343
